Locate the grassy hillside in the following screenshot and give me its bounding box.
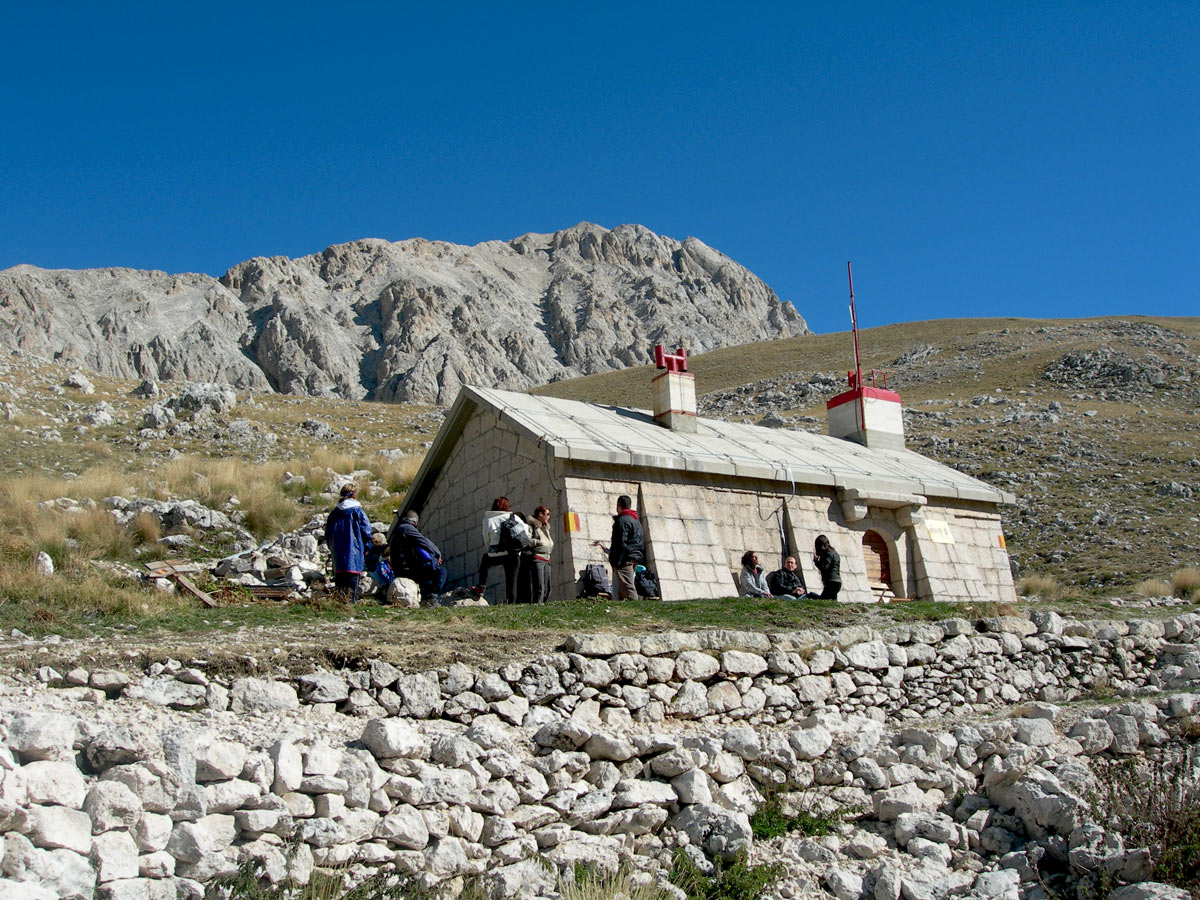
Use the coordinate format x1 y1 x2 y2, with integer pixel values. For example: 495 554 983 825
540 315 1200 592
0 315 1197 670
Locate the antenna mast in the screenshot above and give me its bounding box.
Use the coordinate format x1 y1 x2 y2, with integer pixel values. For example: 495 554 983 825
848 261 863 388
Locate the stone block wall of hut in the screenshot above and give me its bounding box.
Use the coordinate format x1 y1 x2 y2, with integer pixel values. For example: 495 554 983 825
418 410 570 599
561 468 1014 603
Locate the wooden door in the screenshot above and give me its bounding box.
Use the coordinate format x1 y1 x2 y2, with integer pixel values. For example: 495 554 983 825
863 530 892 590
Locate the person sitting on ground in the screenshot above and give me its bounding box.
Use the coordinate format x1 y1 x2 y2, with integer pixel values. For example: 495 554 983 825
365 532 394 596
767 555 807 599
474 496 527 603
807 534 842 600
325 483 374 604
739 550 772 598
388 509 447 600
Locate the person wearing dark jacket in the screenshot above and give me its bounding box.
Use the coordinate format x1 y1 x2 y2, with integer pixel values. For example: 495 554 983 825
767 555 808 598
598 495 643 601
808 535 841 600
325 483 374 604
388 509 447 600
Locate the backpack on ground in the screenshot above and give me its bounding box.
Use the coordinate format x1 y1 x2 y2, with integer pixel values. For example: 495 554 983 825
497 513 531 552
635 568 661 599
576 563 612 598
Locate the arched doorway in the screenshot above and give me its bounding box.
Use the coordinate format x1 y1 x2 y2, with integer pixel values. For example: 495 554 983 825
862 530 895 599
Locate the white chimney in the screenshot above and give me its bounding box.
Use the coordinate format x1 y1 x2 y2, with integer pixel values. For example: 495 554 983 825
651 345 697 433
827 372 905 450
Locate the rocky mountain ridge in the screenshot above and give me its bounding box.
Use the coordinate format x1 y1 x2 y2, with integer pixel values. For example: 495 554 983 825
0 223 808 404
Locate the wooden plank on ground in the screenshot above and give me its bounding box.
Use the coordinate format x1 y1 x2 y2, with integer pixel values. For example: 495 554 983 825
173 574 217 608
144 560 202 576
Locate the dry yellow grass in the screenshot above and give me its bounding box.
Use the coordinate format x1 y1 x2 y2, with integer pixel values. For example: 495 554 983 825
1171 567 1200 601
131 511 163 545
0 467 132 506
1135 578 1173 598
368 452 423 495
559 867 674 900
1017 573 1063 600
0 560 185 626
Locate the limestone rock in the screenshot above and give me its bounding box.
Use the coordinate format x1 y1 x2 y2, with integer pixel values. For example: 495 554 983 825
194 740 247 782
91 830 139 882
21 761 87 808
7 713 78 761
14 805 93 854
361 719 425 759
387 577 421 608
0 225 806 404
229 678 299 713
84 781 143 832
1108 885 1193 900
674 651 719 682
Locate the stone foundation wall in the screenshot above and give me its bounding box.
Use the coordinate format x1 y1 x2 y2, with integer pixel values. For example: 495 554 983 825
1 611 1197 899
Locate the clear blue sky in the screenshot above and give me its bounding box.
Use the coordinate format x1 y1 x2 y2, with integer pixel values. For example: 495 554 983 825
2 2 1196 334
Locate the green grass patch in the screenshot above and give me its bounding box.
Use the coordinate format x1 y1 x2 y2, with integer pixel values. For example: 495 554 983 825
669 848 782 900
750 791 842 839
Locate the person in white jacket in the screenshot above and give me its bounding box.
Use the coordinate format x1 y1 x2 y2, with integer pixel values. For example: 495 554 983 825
473 496 528 603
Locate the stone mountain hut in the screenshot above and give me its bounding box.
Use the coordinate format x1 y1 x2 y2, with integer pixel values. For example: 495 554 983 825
400 347 1016 604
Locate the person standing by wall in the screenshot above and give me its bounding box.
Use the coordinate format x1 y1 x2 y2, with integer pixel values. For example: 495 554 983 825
522 505 554 604
808 534 842 600
325 483 374 604
597 494 643 601
475 497 528 603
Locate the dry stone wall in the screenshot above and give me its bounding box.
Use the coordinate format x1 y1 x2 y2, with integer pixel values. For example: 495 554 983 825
1 611 1197 900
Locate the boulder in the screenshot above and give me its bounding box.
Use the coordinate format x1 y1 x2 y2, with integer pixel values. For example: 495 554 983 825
14 805 93 854
91 830 139 882
674 651 719 682
194 740 247 782
669 803 753 862
387 577 421 608
361 719 426 759
84 781 144 832
21 761 87 808
7 713 78 761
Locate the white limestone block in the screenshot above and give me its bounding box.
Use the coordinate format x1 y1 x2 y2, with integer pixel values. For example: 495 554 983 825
92 830 139 882
21 760 87 808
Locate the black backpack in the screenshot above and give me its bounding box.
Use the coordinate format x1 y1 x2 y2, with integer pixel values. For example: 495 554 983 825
635 568 661 599
497 514 531 552
576 563 612 598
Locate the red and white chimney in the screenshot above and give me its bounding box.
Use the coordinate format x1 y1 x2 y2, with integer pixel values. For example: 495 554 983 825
827 370 905 450
651 345 697 433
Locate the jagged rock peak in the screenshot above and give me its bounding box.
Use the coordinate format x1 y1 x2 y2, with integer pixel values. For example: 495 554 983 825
0 223 809 404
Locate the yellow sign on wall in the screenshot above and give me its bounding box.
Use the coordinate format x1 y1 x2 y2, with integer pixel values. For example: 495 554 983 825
563 512 582 532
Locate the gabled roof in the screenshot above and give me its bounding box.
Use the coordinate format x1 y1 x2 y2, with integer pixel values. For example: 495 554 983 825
403 386 1016 512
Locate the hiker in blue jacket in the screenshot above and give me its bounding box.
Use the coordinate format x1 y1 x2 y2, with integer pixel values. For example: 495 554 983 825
325 483 374 604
